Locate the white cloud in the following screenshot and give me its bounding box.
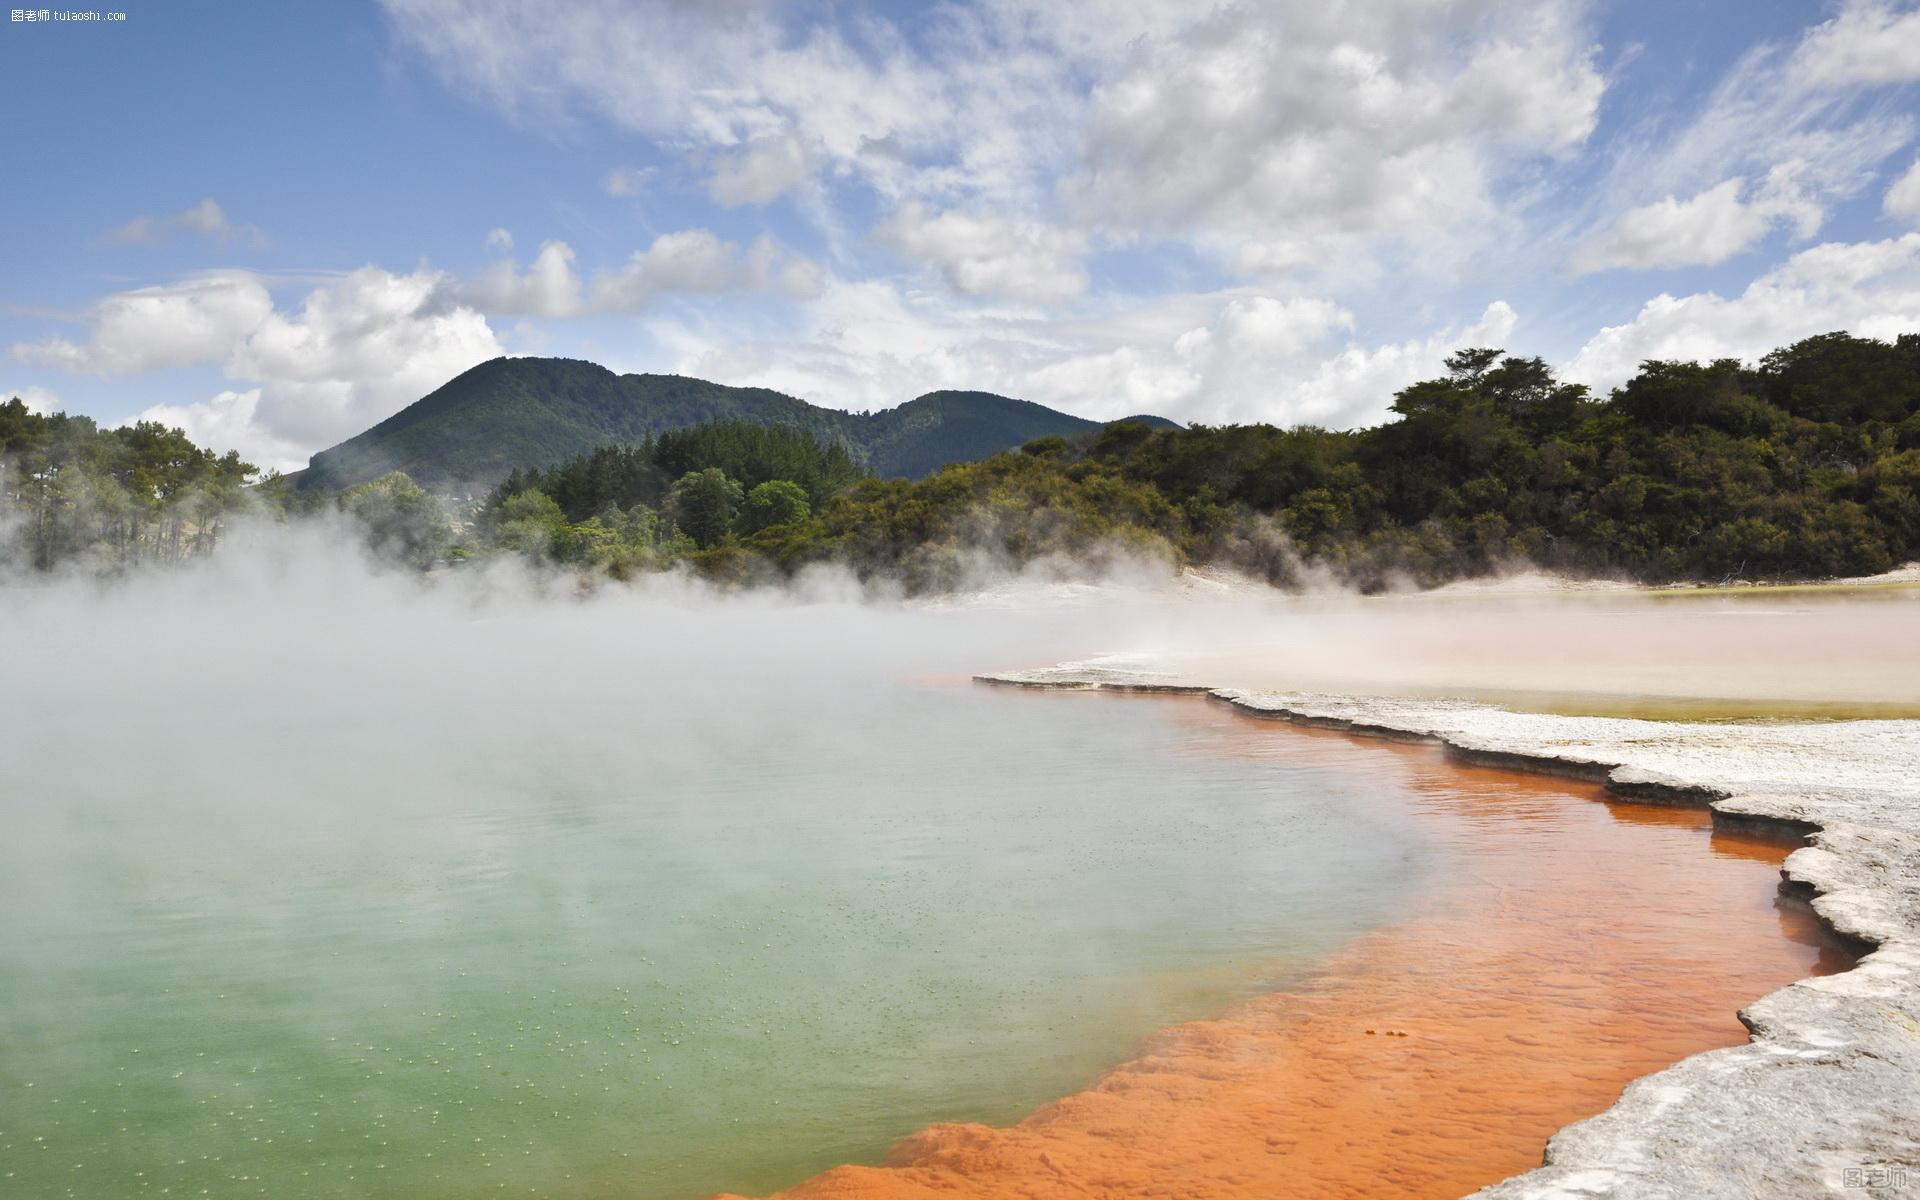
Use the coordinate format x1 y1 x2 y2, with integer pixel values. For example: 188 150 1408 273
384 0 946 201
461 240 584 317
3 384 58 415
1791 2 1920 88
1276 302 1522 428
449 232 820 317
708 135 811 207
1564 12 1913 280
1064 2 1604 271
16 268 503 472
31 0 1920 472
11 273 275 374
96 198 268 249
589 231 821 311
1018 295 1369 424
1570 163 1824 273
13 227 826 470
657 274 1514 431
1566 233 1920 392
135 389 308 472
383 0 1606 284
227 268 503 456
1886 156 1920 224
875 205 1087 303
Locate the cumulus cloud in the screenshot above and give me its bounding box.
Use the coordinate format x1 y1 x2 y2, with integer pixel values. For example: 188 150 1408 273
450 231 821 317
461 239 584 317
12 268 502 472
383 0 1606 283
1566 233 1920 392
1791 1 1920 88
1570 163 1824 273
486 227 514 251
14 223 826 470
1886 156 1920 224
1017 295 1365 423
224 268 503 457
1064 3 1603 271
135 388 309 472
95 198 268 249
11 273 276 374
1269 302 1521 428
708 135 812 207
590 231 822 311
875 205 1088 303
657 274 1515 431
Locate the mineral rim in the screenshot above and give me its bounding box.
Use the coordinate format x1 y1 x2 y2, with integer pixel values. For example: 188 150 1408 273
970 667 1920 1199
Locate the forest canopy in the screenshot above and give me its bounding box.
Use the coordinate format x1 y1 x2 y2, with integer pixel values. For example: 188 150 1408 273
7 331 1920 590
456 331 1920 590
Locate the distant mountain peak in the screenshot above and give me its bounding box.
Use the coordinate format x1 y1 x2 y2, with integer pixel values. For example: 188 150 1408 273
300 356 1176 493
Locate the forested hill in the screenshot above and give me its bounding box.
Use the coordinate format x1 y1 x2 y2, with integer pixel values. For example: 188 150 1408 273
297 357 1175 493
10 331 1919 589
433 332 1920 592
749 331 1919 590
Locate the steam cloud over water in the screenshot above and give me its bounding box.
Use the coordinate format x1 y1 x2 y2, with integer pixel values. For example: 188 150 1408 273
1 526 1912 1198
0 527 1429 1198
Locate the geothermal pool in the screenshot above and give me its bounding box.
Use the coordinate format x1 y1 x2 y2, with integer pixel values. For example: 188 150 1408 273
0 562 1850 1199
757 699 1849 1199
1 574 1430 1199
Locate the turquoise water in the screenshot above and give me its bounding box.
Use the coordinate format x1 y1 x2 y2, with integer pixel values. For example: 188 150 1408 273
0 580 1427 1198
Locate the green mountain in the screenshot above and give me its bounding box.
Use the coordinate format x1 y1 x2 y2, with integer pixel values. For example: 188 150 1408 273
298 357 1175 493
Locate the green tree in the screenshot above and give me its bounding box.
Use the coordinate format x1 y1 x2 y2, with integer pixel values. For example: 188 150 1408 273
737 480 810 534
340 472 449 569
668 468 744 548
374 331 1920 590
1 399 257 570
485 488 570 558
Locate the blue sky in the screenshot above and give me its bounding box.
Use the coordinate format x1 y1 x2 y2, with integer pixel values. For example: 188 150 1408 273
4 0 1920 471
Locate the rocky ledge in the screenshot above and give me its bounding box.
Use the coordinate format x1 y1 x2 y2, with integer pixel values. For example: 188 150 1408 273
979 667 1920 1199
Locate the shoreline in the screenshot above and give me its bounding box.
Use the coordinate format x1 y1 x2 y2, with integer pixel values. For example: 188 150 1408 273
972 670 1920 1198
722 676 1893 1200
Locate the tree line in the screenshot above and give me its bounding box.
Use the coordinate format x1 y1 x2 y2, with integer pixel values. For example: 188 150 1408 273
8 331 1919 589
0 400 254 570
687 331 1920 590
458 421 862 575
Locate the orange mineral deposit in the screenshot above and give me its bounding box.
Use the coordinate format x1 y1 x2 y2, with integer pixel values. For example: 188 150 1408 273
728 699 1848 1200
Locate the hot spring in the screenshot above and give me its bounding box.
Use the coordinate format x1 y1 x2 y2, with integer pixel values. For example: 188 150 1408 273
0 545 1848 1198
0 550 1434 1199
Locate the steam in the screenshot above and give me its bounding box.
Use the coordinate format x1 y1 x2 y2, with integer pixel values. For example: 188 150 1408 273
0 523 1429 1198
6 514 1913 719
3 518 1910 1199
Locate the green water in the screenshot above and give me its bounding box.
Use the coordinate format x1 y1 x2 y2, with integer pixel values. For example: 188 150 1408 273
0 583 1425 1198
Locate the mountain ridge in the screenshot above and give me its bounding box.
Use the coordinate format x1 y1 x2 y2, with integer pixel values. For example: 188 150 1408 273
298 357 1177 493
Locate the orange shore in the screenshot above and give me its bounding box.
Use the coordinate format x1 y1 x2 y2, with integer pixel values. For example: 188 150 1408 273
725 696 1848 1200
